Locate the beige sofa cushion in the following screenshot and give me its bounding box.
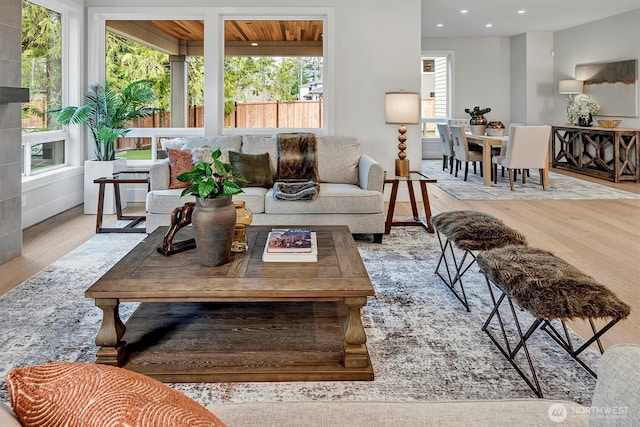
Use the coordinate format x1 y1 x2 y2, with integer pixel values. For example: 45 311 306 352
0 401 20 427
208 399 589 427
264 183 383 215
317 136 361 184
241 135 278 179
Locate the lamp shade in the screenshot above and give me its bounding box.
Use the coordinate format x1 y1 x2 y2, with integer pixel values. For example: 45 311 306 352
385 91 420 124
559 80 584 95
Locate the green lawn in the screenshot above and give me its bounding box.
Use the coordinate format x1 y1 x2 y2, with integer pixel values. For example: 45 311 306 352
117 149 152 161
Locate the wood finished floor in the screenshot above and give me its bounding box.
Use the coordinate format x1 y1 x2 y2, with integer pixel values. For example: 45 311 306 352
1 169 638 350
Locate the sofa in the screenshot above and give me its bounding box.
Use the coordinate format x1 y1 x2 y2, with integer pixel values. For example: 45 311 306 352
2 344 638 426
145 134 386 241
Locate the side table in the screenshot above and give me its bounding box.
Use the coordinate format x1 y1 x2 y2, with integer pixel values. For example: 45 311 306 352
94 171 150 233
384 170 437 234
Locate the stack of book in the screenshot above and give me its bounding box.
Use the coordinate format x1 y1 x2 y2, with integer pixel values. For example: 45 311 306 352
262 228 318 262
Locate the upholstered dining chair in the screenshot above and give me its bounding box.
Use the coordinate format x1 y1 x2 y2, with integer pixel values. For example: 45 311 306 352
496 123 525 177
491 125 552 190
448 119 470 132
436 123 455 173
450 125 483 181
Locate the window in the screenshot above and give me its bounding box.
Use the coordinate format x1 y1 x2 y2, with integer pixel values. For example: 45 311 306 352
223 19 324 130
421 54 451 139
21 0 65 176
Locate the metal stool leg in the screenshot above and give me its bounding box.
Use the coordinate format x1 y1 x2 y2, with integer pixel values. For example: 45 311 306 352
482 277 545 397
435 231 475 311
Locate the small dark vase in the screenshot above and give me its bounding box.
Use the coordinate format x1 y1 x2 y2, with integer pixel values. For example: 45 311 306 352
578 113 593 127
192 196 236 266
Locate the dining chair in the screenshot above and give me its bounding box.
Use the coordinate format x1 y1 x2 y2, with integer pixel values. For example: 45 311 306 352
492 125 552 190
496 123 525 177
436 123 455 174
448 119 470 132
450 125 483 181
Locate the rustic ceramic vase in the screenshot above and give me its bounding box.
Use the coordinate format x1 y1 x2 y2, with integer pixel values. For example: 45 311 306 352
192 196 236 266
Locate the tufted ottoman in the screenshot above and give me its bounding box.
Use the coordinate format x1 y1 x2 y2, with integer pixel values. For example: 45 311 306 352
477 245 631 397
432 210 527 310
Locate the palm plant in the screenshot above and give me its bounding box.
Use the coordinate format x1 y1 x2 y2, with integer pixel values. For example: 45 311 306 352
54 79 156 161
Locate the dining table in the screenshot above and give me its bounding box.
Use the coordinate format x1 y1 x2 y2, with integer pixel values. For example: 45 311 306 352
465 132 549 188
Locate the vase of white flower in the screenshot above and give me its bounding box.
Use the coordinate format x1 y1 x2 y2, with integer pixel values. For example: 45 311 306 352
567 94 600 126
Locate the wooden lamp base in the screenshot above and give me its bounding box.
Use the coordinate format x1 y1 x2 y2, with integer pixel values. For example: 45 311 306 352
395 159 409 177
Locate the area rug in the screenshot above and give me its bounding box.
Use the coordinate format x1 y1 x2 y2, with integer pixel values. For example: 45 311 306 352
422 159 640 200
0 229 601 406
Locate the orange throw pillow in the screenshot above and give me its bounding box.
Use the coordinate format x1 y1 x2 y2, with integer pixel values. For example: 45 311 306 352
8 362 226 427
167 148 194 189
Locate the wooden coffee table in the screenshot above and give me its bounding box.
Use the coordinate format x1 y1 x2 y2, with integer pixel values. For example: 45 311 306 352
85 225 375 382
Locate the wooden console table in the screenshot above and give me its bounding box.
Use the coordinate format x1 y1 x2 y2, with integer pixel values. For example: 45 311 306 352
551 125 640 183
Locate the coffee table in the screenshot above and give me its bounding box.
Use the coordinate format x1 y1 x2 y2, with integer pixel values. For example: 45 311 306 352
85 225 375 382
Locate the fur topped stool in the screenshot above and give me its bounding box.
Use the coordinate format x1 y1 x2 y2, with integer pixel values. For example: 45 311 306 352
432 210 527 311
477 245 631 398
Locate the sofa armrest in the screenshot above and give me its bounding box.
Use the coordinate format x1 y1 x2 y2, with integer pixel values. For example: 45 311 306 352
358 154 384 192
150 159 171 191
589 344 640 426
0 401 21 427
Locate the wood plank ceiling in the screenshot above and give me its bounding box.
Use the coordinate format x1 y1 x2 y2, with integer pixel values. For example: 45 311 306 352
113 20 323 56
144 20 323 42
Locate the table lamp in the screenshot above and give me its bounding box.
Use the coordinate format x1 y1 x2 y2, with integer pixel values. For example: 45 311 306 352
559 79 583 102
385 91 420 177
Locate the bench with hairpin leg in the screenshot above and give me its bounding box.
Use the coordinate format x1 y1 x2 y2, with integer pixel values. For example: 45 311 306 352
432 210 527 311
477 245 631 398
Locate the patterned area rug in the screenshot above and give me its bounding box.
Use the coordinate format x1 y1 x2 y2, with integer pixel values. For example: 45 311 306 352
422 160 640 200
0 229 601 406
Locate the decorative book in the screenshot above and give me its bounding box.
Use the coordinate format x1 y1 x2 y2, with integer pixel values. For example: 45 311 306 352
266 228 313 253
262 232 317 262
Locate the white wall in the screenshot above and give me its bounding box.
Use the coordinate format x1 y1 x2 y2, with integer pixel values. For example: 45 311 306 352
510 32 554 126
510 34 527 124
421 37 511 125
553 10 640 128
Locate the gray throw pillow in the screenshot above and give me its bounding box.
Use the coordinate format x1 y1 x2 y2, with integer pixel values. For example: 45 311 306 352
229 151 274 188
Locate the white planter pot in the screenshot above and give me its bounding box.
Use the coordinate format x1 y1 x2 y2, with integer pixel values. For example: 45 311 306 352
83 158 127 215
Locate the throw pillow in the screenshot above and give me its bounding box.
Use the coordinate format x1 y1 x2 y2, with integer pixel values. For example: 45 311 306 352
191 145 231 165
240 135 278 179
228 151 274 187
182 135 242 152
317 136 361 184
7 362 226 427
166 148 194 189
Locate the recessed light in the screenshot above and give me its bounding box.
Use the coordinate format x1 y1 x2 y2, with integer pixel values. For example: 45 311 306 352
517 10 526 14
485 23 493 28
436 23 444 27
251 42 259 46
460 9 468 14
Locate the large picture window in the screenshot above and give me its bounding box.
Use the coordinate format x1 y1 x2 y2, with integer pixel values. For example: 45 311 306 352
223 19 324 129
21 0 65 175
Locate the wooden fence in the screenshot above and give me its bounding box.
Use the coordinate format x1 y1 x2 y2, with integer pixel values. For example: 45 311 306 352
224 100 323 128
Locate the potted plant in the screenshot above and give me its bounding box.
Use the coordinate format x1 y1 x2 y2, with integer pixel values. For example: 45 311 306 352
464 106 492 135
54 79 156 214
177 148 246 266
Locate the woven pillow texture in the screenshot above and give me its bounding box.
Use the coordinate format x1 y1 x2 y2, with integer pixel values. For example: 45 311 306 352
166 148 194 189
8 362 226 427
